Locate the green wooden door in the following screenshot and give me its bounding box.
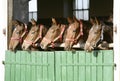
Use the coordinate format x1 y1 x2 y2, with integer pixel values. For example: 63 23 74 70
55 50 114 81
5 51 55 81
5 50 114 81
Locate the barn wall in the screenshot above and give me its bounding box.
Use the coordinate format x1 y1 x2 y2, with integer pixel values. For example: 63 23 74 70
37 0 73 18
13 0 29 23
90 0 113 17
37 0 112 18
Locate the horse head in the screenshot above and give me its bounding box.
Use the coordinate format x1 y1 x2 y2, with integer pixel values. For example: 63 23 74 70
84 17 102 52
9 19 26 51
40 17 66 50
64 16 83 50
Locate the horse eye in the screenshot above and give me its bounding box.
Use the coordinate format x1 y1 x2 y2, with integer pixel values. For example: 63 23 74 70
31 31 35 34
94 32 97 34
51 30 54 33
16 31 20 34
73 30 76 32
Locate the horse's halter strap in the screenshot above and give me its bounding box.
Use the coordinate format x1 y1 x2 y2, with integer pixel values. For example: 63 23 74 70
23 40 33 45
31 24 43 46
53 25 66 42
43 25 66 48
11 37 22 41
65 20 83 43
10 26 25 43
95 25 104 46
86 24 104 48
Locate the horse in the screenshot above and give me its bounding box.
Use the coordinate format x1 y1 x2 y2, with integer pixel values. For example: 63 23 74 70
9 19 27 51
64 16 92 50
22 19 48 50
40 17 67 50
39 16 92 51
84 17 113 52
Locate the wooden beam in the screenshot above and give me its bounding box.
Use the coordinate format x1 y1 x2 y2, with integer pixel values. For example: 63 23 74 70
8 0 13 49
113 0 120 81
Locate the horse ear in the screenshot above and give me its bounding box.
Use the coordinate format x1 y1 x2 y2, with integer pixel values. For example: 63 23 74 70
95 17 99 25
67 17 74 24
73 15 79 22
90 17 95 25
52 17 57 25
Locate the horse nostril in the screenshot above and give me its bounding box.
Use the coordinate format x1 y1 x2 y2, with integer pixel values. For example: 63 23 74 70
22 46 25 50
9 48 13 51
40 44 43 48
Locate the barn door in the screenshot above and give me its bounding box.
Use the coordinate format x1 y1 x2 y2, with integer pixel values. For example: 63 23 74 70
4 51 55 81
4 50 114 81
55 50 114 81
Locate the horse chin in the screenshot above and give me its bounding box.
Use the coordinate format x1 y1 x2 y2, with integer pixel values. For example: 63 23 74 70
64 45 72 51
40 43 48 50
84 45 94 52
22 44 30 50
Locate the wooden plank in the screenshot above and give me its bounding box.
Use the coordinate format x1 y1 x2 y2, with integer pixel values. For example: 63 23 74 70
42 52 48 81
66 52 73 81
91 51 97 81
20 51 27 81
8 0 13 47
61 51 67 81
47 52 55 81
15 51 21 81
97 51 103 81
10 51 16 81
79 51 86 81
55 51 61 81
103 50 114 81
5 51 12 81
31 52 37 81
73 51 79 81
25 51 31 81
85 52 91 81
36 51 42 81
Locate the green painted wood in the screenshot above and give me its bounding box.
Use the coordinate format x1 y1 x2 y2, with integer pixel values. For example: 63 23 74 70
5 51 54 81
10 51 16 81
55 50 114 81
20 51 26 81
79 51 86 81
97 51 103 81
15 51 21 81
25 51 31 81
5 50 114 81
5 51 14 81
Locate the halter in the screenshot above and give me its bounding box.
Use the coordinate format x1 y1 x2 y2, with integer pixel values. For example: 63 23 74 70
24 24 43 47
23 40 33 45
65 20 83 44
43 25 66 48
10 24 28 43
85 24 104 48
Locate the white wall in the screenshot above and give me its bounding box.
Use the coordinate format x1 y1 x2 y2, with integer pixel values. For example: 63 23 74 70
114 0 120 81
0 0 7 81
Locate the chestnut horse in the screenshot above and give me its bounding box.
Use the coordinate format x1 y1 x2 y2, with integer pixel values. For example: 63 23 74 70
9 20 27 51
64 16 92 50
40 17 92 50
84 17 113 52
40 17 67 50
22 19 48 50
